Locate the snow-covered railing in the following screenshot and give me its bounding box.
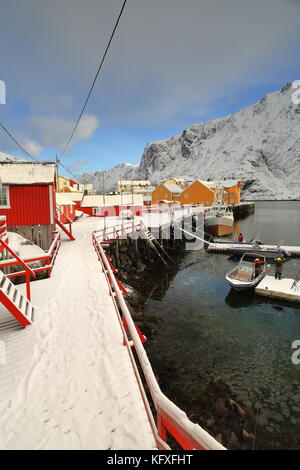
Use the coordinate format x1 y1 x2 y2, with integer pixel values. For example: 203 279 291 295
93 220 143 241
143 204 203 215
92 226 225 451
0 237 36 301
0 232 61 280
0 215 8 248
55 206 75 241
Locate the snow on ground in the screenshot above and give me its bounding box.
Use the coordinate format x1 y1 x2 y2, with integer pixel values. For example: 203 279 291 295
0 218 156 450
7 232 45 259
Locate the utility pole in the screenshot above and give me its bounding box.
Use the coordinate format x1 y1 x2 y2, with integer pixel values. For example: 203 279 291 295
102 173 106 230
55 155 59 191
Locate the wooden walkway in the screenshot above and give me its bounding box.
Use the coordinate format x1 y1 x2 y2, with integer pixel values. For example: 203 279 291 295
0 219 156 450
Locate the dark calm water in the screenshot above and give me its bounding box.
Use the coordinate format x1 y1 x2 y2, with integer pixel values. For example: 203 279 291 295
143 201 300 449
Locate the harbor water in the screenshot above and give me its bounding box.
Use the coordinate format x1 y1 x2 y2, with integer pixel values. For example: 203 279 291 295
143 201 300 449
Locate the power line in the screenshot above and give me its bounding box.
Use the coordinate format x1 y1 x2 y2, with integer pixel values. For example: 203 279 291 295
0 121 39 162
59 0 128 157
0 120 80 185
58 160 79 181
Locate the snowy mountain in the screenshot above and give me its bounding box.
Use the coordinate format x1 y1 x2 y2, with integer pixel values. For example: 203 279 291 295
78 83 300 199
78 163 139 193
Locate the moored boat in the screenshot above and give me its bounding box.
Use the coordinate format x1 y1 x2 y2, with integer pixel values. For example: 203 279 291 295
226 253 266 290
228 245 288 259
205 188 234 236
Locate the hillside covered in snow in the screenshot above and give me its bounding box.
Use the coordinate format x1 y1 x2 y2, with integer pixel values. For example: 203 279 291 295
78 163 139 193
78 83 300 200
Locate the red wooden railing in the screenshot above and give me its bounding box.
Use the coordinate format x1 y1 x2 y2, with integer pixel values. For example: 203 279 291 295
0 216 38 300
0 216 8 250
0 238 36 300
92 225 225 451
0 232 61 282
55 206 75 241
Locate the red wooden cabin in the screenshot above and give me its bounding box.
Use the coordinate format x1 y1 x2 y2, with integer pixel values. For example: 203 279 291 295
0 162 56 249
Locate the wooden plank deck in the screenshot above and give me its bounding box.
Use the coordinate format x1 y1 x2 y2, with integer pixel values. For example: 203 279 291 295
255 275 300 303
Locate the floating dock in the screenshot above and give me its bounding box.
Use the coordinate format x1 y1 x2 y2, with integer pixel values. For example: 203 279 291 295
255 275 300 303
207 243 300 257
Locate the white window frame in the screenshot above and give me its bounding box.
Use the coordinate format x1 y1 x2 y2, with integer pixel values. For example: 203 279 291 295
0 186 10 208
93 207 101 215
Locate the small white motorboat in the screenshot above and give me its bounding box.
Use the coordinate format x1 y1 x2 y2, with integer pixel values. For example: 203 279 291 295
226 253 266 290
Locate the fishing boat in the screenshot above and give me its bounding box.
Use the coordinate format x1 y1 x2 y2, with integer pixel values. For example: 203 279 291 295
205 188 234 237
226 253 266 290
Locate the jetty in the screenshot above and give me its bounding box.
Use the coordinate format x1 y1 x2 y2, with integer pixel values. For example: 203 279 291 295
255 275 300 303
207 242 300 257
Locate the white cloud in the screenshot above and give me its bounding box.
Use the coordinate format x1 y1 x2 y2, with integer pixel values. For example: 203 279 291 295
27 113 99 150
1 0 300 131
20 139 43 156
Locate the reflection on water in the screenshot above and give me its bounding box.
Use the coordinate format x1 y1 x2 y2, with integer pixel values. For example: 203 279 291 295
144 201 300 449
225 288 256 308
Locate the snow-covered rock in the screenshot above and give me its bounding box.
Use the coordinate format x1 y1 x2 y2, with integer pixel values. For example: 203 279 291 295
78 83 300 200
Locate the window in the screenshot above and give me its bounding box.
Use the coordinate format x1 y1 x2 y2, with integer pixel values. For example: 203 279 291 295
0 186 9 208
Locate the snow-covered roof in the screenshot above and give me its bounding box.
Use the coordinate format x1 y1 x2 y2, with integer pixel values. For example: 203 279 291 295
118 180 150 185
81 195 104 207
81 193 143 207
56 193 76 206
164 183 183 193
60 192 84 202
0 151 25 162
199 180 217 189
0 162 56 185
217 179 241 188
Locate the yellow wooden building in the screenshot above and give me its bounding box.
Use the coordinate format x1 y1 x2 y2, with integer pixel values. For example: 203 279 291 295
180 180 216 206
151 183 183 204
152 179 242 207
222 180 242 205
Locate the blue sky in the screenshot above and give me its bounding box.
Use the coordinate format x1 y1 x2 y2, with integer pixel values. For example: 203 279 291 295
0 0 300 175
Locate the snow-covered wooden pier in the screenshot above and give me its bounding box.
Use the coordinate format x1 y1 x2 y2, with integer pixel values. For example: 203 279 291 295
255 275 300 303
0 213 224 450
